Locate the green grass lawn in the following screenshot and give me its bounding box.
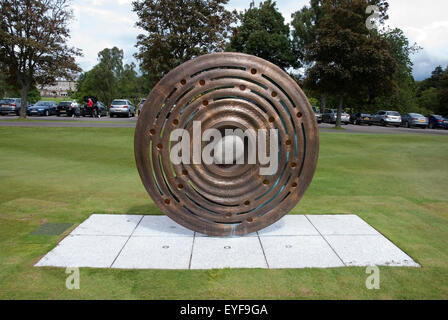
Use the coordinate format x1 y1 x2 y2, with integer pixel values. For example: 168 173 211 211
0 127 447 299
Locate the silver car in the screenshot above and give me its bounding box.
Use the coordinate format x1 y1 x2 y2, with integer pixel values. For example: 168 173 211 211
109 99 136 118
401 113 428 128
0 98 27 116
371 110 402 127
322 109 350 124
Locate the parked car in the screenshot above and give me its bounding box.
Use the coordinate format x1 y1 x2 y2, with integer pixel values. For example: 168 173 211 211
350 113 373 126
401 113 428 128
56 101 79 117
312 106 322 123
109 99 136 118
0 98 29 116
371 110 402 127
137 99 146 115
27 101 57 116
322 109 350 125
81 96 108 118
428 115 448 129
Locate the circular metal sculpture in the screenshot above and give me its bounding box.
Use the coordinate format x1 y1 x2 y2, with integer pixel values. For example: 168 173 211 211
135 52 319 236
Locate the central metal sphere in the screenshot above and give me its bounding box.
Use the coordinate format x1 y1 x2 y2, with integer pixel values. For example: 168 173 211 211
213 135 245 164
134 52 319 237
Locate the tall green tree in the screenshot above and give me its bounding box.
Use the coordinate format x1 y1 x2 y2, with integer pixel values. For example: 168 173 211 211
76 47 124 105
416 65 448 115
227 0 298 70
373 28 420 114
118 63 139 102
133 0 237 88
291 0 322 68
291 0 325 111
291 0 389 113
304 0 397 127
437 67 448 116
0 0 81 118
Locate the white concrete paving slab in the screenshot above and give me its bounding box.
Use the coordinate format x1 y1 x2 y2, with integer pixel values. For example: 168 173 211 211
258 215 319 236
35 235 128 268
190 237 267 269
112 237 193 269
261 236 345 269
71 214 143 236
133 216 194 237
35 214 420 270
306 215 380 235
325 235 420 267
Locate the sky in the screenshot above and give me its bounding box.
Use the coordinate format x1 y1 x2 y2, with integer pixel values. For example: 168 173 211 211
69 0 448 81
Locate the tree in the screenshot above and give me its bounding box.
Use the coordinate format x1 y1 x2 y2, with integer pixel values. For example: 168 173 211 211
373 28 420 114
292 0 389 114
291 0 322 68
0 0 81 118
118 63 139 103
227 0 298 70
304 0 397 127
416 65 448 115
417 88 439 115
291 0 325 111
437 67 448 116
133 0 237 88
75 47 124 105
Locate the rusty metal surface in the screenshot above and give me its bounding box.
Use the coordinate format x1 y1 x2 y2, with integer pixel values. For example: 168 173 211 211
134 52 319 236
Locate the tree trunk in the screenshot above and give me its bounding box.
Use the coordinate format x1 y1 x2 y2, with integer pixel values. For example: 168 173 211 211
19 83 30 119
335 95 344 128
320 94 327 114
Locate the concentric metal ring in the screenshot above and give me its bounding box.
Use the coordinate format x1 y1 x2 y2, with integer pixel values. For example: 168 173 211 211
135 52 319 236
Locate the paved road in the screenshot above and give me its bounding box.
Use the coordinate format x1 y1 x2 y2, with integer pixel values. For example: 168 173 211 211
0 115 136 128
318 123 448 136
1 115 447 135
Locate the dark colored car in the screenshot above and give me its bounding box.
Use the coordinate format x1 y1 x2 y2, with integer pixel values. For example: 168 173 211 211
0 98 29 116
350 113 373 126
57 101 78 117
428 115 448 129
81 96 108 118
27 101 57 116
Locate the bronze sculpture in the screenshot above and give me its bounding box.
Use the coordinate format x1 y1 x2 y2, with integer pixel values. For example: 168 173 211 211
135 52 319 236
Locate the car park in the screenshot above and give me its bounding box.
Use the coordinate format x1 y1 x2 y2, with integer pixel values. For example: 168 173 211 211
371 110 402 127
428 115 448 129
109 99 136 118
350 113 372 126
56 101 79 117
27 101 57 116
313 106 322 123
0 98 29 116
401 113 428 128
81 96 108 118
322 109 350 125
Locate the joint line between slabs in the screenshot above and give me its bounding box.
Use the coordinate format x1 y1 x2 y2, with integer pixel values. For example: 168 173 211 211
188 232 196 269
110 215 144 268
305 215 347 267
257 232 270 269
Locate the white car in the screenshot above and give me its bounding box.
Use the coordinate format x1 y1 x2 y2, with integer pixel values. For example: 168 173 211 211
371 111 402 127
